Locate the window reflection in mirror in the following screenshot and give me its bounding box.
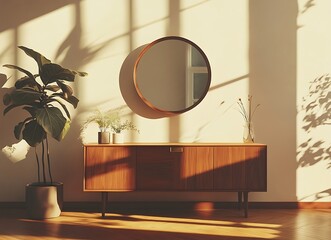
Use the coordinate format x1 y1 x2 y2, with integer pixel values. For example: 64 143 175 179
134 36 211 114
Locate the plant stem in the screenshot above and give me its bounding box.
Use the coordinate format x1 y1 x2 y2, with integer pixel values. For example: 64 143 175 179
41 139 46 183
249 96 252 123
34 147 40 183
46 136 53 184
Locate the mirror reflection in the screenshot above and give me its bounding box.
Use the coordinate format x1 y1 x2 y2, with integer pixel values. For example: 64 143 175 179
134 36 211 114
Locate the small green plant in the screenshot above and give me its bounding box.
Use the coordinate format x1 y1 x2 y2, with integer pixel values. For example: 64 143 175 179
82 109 116 132
83 108 139 134
237 95 260 124
111 117 139 134
110 109 139 134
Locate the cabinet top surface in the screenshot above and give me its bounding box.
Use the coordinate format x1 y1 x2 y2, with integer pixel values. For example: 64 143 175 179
84 142 267 147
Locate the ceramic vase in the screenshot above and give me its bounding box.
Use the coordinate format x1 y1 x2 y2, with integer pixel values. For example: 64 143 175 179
113 133 124 144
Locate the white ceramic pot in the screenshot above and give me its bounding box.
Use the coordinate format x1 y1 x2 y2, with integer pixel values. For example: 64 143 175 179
113 133 124 144
25 182 63 219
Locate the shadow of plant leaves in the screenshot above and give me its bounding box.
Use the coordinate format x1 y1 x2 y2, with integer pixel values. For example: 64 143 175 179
297 74 331 168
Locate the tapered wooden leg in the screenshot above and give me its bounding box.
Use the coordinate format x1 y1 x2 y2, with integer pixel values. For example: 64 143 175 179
238 192 243 210
243 191 249 218
101 192 108 218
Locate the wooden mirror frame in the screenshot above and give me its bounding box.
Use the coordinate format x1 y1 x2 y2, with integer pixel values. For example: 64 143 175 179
133 36 212 115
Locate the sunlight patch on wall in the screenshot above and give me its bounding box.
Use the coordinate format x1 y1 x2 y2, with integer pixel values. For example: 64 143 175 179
81 0 130 44
131 0 172 45
17 4 74 59
2 140 30 163
0 39 16 88
77 0 133 121
0 30 15 64
132 0 169 29
178 0 250 143
181 0 209 9
296 0 331 202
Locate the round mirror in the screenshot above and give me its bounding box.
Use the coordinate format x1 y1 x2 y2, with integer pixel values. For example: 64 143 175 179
133 36 211 114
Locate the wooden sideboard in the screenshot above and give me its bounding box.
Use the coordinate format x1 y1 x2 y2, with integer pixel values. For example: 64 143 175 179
83 143 267 217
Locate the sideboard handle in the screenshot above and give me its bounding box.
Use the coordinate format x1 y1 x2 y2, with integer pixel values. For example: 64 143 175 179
169 147 183 152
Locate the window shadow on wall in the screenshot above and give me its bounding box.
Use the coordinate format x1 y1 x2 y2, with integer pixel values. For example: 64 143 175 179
0 0 74 32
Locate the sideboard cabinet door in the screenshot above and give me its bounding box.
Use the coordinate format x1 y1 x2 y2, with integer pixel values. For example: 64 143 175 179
194 147 214 190
213 146 267 191
136 146 182 190
84 146 136 191
245 146 267 191
179 146 214 190
214 147 246 190
136 146 214 191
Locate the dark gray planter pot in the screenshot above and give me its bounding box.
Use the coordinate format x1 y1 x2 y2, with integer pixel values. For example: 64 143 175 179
25 182 63 219
98 132 111 144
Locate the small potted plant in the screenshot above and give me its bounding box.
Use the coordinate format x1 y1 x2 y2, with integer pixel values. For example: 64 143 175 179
82 109 116 144
110 110 140 143
82 108 139 144
2 46 87 219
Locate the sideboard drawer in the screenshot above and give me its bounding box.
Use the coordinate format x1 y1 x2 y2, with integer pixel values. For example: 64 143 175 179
84 146 136 191
136 146 182 190
213 146 267 191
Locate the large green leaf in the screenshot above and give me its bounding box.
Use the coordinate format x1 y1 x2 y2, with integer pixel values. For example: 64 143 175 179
3 89 43 115
5 89 42 106
22 120 46 147
3 64 37 86
3 93 11 105
14 117 33 139
23 106 37 117
71 70 88 77
3 103 39 116
35 107 70 141
40 63 75 85
51 93 79 108
14 74 41 90
3 104 22 115
67 95 79 108
57 120 71 140
56 80 73 98
14 122 25 140
46 98 71 119
45 84 60 92
18 46 51 70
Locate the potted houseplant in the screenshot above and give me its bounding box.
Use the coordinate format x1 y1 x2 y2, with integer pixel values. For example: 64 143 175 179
2 46 87 219
82 108 139 144
82 109 116 144
110 109 139 143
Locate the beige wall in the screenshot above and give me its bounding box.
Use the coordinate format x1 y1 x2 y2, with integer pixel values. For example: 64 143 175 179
0 0 330 203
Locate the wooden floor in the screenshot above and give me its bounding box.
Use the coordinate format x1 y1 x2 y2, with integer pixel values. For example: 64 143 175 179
0 208 330 240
